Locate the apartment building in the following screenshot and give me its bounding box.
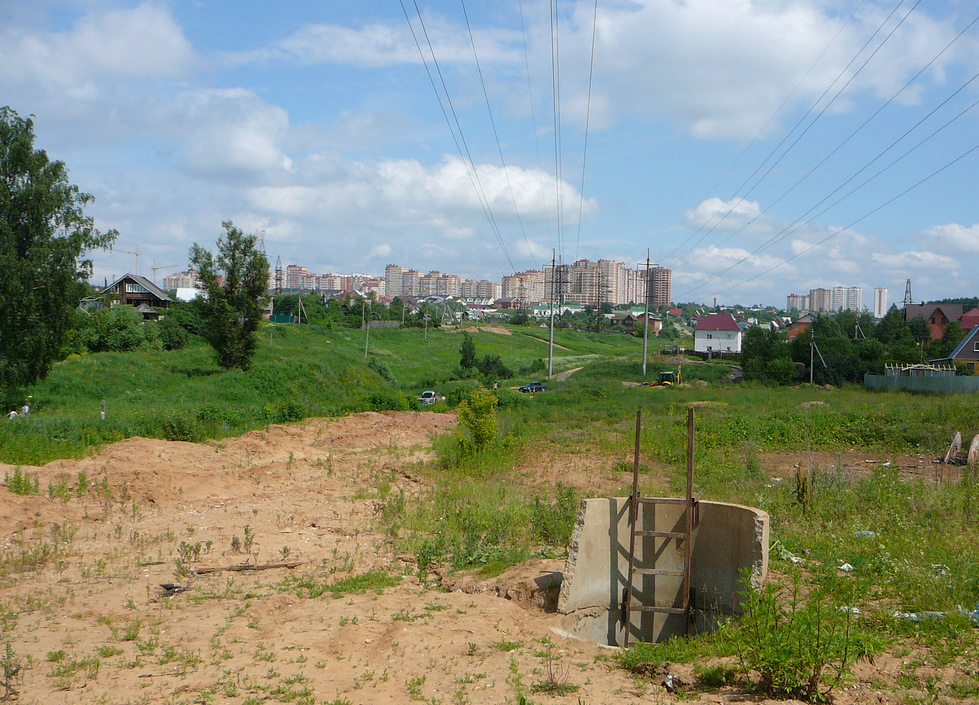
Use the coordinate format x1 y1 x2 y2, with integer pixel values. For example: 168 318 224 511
163 270 199 290
539 259 670 308
501 270 546 304
786 293 809 311
874 288 888 318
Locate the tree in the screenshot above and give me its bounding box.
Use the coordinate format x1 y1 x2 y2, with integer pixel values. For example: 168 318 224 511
189 222 269 370
0 107 117 397
459 331 477 370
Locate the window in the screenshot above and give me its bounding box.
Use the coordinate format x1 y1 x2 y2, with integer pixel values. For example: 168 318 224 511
126 282 149 294
974 341 979 352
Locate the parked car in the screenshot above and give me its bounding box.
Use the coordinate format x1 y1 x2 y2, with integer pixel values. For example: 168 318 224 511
518 382 546 393
417 390 442 405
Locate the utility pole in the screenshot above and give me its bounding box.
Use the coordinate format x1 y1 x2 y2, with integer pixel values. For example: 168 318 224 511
547 250 556 379
641 251 651 377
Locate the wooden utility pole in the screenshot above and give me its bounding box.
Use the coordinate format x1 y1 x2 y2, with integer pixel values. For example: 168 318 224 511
641 251 651 377
548 250 556 379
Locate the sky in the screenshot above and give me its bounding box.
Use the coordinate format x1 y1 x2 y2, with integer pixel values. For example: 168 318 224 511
3 0 979 308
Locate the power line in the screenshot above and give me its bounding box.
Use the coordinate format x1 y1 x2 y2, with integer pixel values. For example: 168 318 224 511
459 0 535 268
676 9 979 277
707 133 979 298
574 0 600 260
666 0 917 269
550 0 565 261
659 0 869 265
679 71 979 297
400 0 516 272
517 0 554 251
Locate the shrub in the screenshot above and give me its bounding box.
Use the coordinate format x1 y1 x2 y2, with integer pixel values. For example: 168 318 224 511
478 354 512 380
366 391 409 412
157 318 188 351
4 467 39 496
367 355 396 384
456 388 499 453
733 572 864 702
530 484 579 545
161 413 202 443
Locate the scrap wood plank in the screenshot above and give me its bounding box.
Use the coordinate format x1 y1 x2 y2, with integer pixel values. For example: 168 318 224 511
191 561 303 574
944 432 962 465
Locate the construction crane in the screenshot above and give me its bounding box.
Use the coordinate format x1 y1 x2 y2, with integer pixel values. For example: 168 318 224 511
151 262 183 287
111 244 140 275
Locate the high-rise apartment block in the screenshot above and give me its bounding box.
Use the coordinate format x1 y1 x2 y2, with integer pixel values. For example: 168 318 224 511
786 293 809 311
540 259 671 308
163 270 199 290
502 270 546 304
648 266 672 308
790 286 864 313
873 288 888 318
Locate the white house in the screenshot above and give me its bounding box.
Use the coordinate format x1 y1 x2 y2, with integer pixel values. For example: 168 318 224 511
694 314 743 354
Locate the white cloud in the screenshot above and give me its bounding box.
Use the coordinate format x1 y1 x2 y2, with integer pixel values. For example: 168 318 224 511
247 154 593 230
917 223 979 254
226 14 521 68
369 244 393 259
0 4 195 102
172 90 293 178
559 0 963 138
684 198 764 231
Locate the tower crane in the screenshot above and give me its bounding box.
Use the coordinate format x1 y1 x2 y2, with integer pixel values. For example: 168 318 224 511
111 244 141 275
151 262 183 287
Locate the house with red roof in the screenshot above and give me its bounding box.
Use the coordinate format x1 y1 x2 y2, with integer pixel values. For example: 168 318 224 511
904 303 963 340
959 307 979 332
694 313 742 354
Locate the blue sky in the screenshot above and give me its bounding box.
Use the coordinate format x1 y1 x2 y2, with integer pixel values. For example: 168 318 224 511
3 0 979 307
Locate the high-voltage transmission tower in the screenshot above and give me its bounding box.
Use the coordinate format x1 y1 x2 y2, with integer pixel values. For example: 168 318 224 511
275 256 284 295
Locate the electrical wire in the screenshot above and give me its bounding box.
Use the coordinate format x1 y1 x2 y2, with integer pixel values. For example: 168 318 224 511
681 90 979 297
459 0 535 268
550 0 565 263
574 0 599 261
517 0 554 254
712 138 979 298
400 0 516 272
675 10 979 277
667 0 916 269
659 0 869 264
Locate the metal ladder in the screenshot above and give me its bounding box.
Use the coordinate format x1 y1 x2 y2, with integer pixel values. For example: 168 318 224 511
622 408 700 647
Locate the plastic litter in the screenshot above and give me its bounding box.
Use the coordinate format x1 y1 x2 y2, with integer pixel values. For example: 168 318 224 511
838 606 860 615
854 531 876 538
892 604 979 625
893 610 947 622
932 564 950 576
838 563 855 572
771 540 803 564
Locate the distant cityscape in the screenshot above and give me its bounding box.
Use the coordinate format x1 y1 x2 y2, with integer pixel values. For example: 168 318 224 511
165 258 674 308
786 286 889 318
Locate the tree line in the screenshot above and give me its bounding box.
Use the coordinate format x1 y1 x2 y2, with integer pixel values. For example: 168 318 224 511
740 307 967 386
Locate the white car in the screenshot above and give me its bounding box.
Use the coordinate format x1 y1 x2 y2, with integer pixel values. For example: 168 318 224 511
417 391 439 405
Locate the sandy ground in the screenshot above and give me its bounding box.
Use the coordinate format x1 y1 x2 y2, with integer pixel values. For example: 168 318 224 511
0 411 948 704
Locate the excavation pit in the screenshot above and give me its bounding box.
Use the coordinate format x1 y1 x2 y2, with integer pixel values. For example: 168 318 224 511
557 497 768 646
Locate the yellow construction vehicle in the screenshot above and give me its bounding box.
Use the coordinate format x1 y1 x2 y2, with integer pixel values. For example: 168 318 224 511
647 366 682 387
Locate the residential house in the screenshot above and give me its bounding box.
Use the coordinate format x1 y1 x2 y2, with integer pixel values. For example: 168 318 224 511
694 313 742 354
105 273 173 319
904 303 963 340
941 325 979 374
787 313 817 342
958 307 979 332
